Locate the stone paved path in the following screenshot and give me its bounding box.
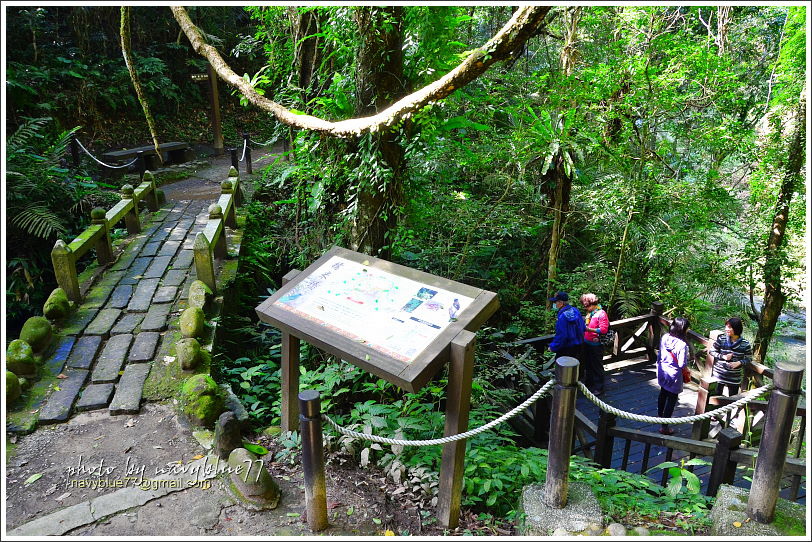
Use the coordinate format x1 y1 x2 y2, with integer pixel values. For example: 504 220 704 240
36 198 211 424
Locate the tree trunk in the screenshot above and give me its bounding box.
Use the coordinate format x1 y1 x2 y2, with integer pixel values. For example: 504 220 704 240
290 7 325 102
350 7 406 257
753 88 806 364
545 159 572 307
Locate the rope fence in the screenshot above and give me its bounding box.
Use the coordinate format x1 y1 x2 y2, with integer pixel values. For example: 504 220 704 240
321 378 774 446
239 138 247 162
75 138 139 169
249 136 279 147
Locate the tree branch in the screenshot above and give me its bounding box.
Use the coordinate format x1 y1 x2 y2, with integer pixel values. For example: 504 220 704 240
171 5 551 137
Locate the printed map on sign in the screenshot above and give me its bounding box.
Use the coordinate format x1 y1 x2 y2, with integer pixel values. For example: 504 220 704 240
275 256 473 362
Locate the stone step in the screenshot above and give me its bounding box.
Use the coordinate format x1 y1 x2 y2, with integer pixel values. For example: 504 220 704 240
67 335 103 370
45 336 76 377
162 269 187 287
153 286 178 304
172 250 194 270
109 363 152 415
143 255 173 279
91 333 133 383
128 278 161 312
60 308 99 336
84 308 122 337
140 304 172 332
37 369 89 425
128 332 161 362
119 257 152 286
106 284 134 309
75 383 115 411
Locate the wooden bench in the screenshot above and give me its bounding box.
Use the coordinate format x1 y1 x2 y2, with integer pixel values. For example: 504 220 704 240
101 141 193 175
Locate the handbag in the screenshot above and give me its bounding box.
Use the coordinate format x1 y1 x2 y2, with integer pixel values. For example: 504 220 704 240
599 328 615 346
669 349 691 383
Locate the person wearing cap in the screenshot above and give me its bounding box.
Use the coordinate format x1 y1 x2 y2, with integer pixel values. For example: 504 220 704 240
547 291 585 364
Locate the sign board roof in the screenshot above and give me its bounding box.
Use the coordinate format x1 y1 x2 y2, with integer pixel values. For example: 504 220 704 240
255 246 499 392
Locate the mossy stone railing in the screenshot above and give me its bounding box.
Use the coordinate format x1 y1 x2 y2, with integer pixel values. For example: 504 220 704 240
51 172 160 302
193 167 240 293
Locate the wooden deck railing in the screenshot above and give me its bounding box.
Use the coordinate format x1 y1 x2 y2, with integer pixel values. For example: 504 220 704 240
51 171 159 302
193 167 241 293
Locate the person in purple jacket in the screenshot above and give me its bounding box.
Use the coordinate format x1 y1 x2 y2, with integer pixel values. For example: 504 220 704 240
548 291 585 364
656 317 691 435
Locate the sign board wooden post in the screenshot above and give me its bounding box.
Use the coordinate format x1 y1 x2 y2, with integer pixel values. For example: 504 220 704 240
255 246 499 528
191 64 224 156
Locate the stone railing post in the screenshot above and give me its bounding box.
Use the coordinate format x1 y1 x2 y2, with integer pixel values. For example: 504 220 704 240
706 427 742 497
747 362 804 523
243 132 253 174
91 207 114 265
193 232 216 293
143 170 159 212
228 166 241 207
120 184 141 234
544 356 579 508
221 181 237 228
51 240 80 303
209 204 227 259
299 390 328 532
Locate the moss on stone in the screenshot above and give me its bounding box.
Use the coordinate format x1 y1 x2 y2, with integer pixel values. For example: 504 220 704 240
177 338 202 370
179 373 225 428
19 316 53 353
43 288 71 321
7 339 37 377
180 306 206 339
188 280 213 311
6 371 21 406
772 503 806 536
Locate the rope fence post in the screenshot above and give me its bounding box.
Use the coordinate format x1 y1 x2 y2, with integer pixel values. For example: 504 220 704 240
243 132 253 174
121 184 141 234
747 362 804 523
299 390 328 532
137 150 146 180
544 356 579 508
706 426 742 497
437 329 476 530
71 135 80 170
91 207 114 265
230 147 238 172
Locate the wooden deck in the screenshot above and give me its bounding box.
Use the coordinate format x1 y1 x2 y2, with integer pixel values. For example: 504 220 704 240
570 361 806 504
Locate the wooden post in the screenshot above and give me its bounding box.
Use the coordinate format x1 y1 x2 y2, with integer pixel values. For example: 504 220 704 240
120 184 141 234
208 204 227 259
707 427 742 497
280 269 302 433
299 390 328 531
221 181 237 228
193 232 216 293
594 411 617 468
136 150 146 180
207 62 224 156
91 207 114 265
692 376 716 440
544 356 579 508
437 329 476 529
747 363 804 523
51 240 80 303
230 148 239 172
648 301 664 363
70 135 80 170
243 132 253 174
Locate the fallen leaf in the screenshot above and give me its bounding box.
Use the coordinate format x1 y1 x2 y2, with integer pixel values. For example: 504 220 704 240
384 530 395 536
54 492 71 501
362 260 370 266
243 442 268 456
373 518 382 525
56 373 68 379
24 473 43 486
327 501 342 510
191 454 204 460
286 513 300 518
153 445 163 449
733 521 742 528
346 506 354 516
53 386 61 392
124 419 137 427
94 435 105 440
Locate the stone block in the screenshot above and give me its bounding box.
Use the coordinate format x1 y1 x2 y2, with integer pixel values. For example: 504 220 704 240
180 307 206 339
518 482 603 536
84 309 122 337
60 308 99 336
128 332 160 362
128 278 160 312
140 241 161 257
227 448 280 508
119 257 152 285
139 304 172 332
214 411 242 460
172 250 195 269
7 339 37 377
143 255 173 279
44 336 76 377
111 313 144 335
6 371 22 406
20 316 53 353
176 338 201 370
109 363 151 415
162 269 187 287
152 286 178 304
75 383 115 411
67 335 103 369
43 288 71 321
158 240 181 258
709 484 806 536
106 285 133 310
38 369 89 424
91 334 133 383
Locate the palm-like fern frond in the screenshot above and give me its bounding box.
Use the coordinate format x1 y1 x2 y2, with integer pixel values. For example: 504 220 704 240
11 205 68 239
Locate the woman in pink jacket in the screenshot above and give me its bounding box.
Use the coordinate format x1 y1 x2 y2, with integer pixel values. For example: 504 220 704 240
580 293 609 396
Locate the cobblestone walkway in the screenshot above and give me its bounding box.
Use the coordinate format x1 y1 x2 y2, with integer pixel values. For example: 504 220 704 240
35 199 211 424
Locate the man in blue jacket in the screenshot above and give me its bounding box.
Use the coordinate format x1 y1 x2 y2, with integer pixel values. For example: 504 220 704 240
548 291 585 363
